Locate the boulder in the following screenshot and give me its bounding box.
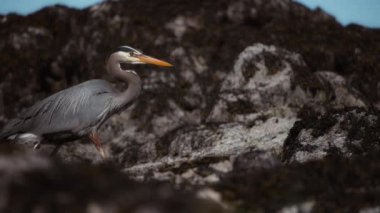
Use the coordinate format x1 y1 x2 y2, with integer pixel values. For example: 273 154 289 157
283 107 380 163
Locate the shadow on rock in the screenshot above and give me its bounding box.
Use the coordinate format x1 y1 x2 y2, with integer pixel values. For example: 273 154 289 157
216 152 380 212
0 144 226 213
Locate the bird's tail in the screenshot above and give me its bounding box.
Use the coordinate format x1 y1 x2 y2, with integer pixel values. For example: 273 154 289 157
0 119 21 140
0 129 11 141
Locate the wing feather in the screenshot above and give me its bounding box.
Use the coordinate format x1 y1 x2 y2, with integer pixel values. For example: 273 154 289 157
0 79 116 138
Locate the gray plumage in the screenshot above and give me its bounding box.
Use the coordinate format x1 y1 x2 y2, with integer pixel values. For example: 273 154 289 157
0 46 172 158
0 80 117 140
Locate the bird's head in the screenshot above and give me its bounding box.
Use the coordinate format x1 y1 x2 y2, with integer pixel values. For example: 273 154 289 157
114 46 173 67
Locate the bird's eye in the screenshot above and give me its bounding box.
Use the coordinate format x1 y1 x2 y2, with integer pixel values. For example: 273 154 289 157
130 52 136 57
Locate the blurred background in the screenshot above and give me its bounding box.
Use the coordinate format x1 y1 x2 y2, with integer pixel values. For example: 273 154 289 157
1 0 380 28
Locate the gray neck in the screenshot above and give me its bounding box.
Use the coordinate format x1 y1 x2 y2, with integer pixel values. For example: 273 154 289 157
107 53 142 109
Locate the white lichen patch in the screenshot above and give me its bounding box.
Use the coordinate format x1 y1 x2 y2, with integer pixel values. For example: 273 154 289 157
89 2 111 18
165 16 201 40
360 206 380 213
124 115 295 176
9 27 50 49
278 200 315 213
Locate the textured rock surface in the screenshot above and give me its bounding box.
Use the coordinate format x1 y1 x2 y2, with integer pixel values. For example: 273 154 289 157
1 0 380 212
283 107 380 163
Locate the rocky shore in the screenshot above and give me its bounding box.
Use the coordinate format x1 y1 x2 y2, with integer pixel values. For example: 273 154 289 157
0 0 379 212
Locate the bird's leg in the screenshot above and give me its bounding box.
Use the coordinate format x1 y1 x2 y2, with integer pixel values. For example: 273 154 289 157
89 132 107 159
33 142 41 150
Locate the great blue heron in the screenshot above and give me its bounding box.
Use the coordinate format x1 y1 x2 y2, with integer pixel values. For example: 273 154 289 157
0 46 173 159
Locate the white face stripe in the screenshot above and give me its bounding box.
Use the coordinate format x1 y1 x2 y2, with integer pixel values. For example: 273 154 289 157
116 51 144 64
118 46 143 54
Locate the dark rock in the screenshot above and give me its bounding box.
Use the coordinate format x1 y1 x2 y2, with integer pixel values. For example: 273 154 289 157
217 153 380 212
0 144 225 213
283 107 380 163
233 149 281 170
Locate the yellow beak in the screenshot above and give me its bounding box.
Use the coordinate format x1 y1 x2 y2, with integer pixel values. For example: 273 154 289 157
137 55 173 67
